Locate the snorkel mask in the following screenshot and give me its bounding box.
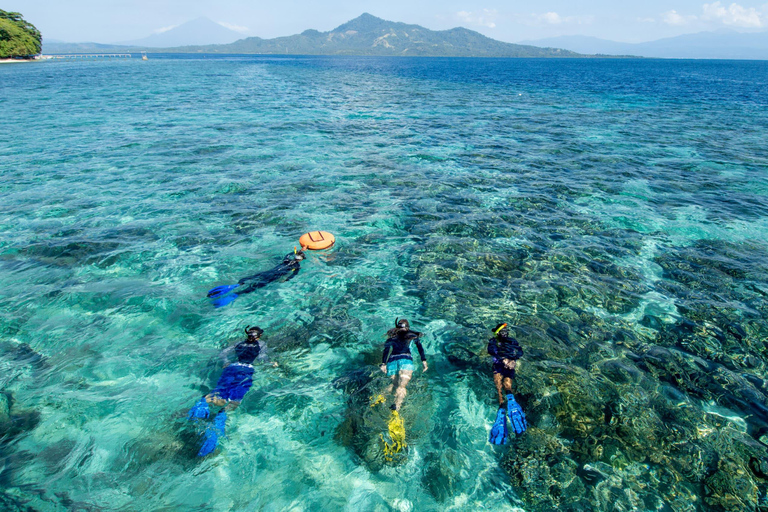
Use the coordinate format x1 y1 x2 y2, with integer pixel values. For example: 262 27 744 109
245 325 264 339
395 317 409 330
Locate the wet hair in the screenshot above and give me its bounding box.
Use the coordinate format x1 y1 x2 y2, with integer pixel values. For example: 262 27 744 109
245 325 264 340
387 318 420 339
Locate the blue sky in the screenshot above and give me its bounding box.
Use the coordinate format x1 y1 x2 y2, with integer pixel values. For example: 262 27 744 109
10 0 768 44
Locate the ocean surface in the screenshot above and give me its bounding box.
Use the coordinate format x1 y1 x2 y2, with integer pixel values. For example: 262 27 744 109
1 55 768 511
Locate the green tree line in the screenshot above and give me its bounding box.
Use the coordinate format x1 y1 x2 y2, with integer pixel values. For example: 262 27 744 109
0 10 42 58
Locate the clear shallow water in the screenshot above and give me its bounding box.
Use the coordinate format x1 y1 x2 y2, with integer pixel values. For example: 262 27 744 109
1 55 768 511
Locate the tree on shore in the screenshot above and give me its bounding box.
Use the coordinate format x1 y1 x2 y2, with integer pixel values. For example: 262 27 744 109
0 10 42 59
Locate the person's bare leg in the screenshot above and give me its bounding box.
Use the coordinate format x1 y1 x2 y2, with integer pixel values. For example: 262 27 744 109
386 374 396 397
393 370 412 410
503 377 513 398
206 394 227 408
493 373 504 407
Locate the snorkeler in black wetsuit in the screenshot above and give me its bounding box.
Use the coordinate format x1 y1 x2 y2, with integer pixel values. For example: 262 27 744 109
487 323 527 443
207 247 306 307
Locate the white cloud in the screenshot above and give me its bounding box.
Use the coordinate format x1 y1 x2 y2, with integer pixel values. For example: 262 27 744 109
662 10 697 25
456 9 498 28
529 12 594 25
540 12 563 24
702 2 763 27
218 21 250 33
154 25 178 34
637 17 657 23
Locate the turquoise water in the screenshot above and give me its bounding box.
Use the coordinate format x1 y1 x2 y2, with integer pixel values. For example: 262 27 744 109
1 55 768 511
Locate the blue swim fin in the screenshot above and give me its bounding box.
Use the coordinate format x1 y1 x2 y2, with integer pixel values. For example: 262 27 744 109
211 293 239 308
207 284 239 298
507 394 527 435
489 408 508 445
188 397 210 420
198 411 227 457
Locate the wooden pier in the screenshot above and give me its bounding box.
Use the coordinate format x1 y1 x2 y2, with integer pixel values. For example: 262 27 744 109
45 54 133 59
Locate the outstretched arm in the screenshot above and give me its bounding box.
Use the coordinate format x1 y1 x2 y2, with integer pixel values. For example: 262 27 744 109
414 338 428 372
218 346 236 368
283 267 301 282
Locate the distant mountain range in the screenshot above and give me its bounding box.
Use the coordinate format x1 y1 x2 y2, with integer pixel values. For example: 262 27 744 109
42 13 768 59
118 17 244 47
43 13 579 58
521 30 768 59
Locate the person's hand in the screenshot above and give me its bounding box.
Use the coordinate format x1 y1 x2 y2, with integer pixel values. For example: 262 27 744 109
379 364 387 374
503 358 516 370
272 362 279 367
422 361 428 372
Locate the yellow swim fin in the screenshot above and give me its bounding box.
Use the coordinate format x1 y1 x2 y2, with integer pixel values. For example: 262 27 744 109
381 410 407 461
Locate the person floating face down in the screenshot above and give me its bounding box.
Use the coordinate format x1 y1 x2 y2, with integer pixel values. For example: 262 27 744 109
187 326 275 456
379 318 428 412
207 247 307 307
487 323 527 440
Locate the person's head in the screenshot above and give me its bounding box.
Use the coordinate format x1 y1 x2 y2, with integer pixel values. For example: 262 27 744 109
292 246 306 261
245 325 264 342
387 317 415 339
493 323 509 338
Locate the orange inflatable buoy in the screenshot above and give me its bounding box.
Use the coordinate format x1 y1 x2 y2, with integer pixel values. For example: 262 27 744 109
299 231 335 250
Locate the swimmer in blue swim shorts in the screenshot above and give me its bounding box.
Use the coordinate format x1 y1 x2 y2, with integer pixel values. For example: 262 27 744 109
378 318 428 411
188 325 275 456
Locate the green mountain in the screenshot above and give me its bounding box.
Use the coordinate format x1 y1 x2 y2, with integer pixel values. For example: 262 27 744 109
0 10 42 58
173 13 579 57
44 13 581 58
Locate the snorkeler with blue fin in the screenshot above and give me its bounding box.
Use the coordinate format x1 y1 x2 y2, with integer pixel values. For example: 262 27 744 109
207 247 306 308
188 325 274 456
487 323 527 444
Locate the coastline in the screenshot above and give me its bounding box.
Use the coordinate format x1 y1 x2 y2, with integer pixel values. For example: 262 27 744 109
0 56 49 64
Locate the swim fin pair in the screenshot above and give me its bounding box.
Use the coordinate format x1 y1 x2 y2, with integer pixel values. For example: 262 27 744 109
488 394 527 445
207 284 240 308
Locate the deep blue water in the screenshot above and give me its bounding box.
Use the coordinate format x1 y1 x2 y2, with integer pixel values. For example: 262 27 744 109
1 55 768 511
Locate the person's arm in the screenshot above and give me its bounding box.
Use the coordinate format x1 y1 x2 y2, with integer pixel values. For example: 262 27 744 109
284 266 300 282
414 338 428 372
487 337 499 357
218 345 236 368
380 342 393 373
508 337 523 360
257 341 279 367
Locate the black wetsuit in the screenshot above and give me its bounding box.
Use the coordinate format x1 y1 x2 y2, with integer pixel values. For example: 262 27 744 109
487 334 523 379
236 253 302 295
382 332 427 365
